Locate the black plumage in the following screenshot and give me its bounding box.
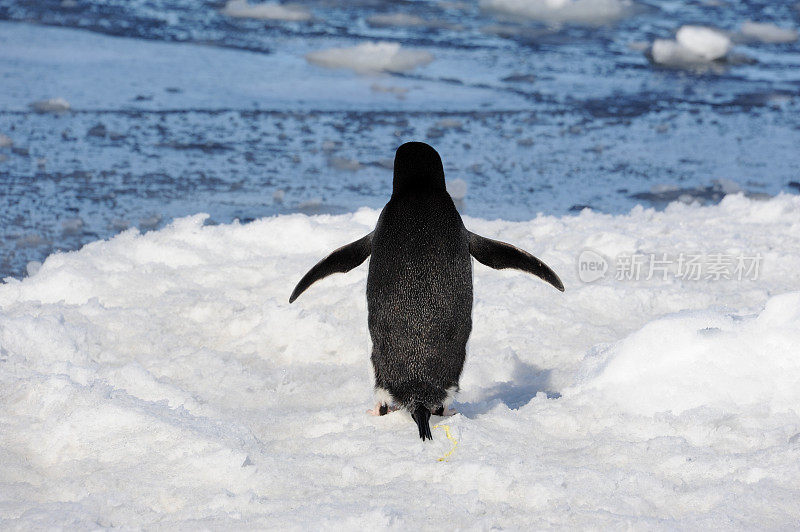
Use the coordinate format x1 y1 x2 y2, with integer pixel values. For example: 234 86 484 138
290 142 564 441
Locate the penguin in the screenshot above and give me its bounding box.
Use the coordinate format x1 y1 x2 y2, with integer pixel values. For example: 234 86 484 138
289 142 564 441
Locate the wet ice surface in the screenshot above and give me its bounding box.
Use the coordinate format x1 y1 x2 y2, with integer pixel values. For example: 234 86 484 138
1 1 800 278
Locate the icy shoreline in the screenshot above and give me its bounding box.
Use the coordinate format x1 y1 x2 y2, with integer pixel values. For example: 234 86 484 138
2 194 800 528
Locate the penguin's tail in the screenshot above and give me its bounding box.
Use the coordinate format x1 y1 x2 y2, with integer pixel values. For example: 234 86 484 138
411 404 433 441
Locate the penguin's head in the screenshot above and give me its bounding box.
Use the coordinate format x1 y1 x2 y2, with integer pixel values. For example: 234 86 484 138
392 142 446 194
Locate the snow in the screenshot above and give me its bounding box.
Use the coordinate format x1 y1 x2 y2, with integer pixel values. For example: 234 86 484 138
740 21 798 44
306 42 434 74
572 292 800 416
2 194 800 527
479 0 632 25
221 0 312 22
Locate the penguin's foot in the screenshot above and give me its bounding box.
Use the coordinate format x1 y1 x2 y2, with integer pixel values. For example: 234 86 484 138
432 406 457 416
367 403 395 416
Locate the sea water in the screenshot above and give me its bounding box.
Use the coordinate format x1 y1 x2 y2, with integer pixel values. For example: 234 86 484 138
0 0 799 278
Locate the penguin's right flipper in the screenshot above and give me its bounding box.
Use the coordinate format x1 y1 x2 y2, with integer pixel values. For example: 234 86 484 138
468 232 565 292
289 232 373 303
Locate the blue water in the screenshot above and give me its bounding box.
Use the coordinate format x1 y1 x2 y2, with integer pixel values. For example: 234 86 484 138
1 1 799 278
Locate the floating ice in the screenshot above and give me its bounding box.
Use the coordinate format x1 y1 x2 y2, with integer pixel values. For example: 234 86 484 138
479 0 632 25
138 214 162 230
435 118 463 129
652 39 695 64
306 42 434 74
367 13 428 27
60 217 85 235
740 21 798 44
221 0 312 21
25 261 42 277
447 178 468 200
370 83 409 98
650 26 732 67
328 156 361 172
676 25 732 61
28 97 71 113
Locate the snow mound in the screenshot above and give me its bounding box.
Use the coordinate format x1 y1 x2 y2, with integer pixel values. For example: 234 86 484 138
306 42 434 74
479 0 632 26
221 0 312 21
740 21 798 44
572 292 800 416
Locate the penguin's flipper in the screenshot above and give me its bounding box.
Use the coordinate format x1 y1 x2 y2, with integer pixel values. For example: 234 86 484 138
289 232 373 303
468 231 565 292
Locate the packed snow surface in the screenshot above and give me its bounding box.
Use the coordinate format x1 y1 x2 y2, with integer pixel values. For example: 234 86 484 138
2 194 800 528
306 42 434 74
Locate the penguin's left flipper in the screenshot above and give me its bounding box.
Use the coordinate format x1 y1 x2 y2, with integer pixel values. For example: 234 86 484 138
468 231 565 292
289 232 373 303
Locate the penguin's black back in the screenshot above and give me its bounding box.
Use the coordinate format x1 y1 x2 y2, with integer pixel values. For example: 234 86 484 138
367 143 472 410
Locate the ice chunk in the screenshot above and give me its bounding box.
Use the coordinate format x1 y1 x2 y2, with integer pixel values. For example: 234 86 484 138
29 98 71 113
328 157 361 172
740 21 798 43
675 25 731 61
650 26 731 67
651 39 701 65
435 118 463 129
61 217 85 235
479 0 632 25
221 0 312 21
0 133 13 148
370 83 409 98
306 42 434 74
138 214 162 230
367 13 428 27
25 261 42 277
447 178 468 200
